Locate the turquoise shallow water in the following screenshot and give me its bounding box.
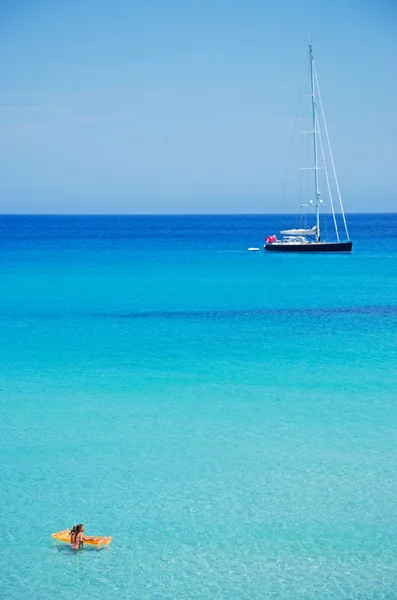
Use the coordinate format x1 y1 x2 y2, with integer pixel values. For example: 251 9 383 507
1 215 397 599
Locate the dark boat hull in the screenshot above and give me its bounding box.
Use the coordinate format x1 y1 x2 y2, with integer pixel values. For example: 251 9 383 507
264 241 353 253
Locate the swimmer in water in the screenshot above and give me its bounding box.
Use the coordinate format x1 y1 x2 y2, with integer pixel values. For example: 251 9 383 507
70 524 85 550
70 524 96 549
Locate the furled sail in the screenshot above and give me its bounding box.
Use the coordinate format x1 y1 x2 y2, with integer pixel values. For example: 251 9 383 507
280 225 317 236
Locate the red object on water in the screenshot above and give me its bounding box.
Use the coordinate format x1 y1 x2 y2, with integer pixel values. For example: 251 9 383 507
266 235 277 243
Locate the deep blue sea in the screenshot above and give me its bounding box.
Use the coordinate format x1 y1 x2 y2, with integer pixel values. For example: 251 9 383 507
1 214 396 600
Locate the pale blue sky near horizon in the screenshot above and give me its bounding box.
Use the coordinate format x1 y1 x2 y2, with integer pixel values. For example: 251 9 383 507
0 0 396 214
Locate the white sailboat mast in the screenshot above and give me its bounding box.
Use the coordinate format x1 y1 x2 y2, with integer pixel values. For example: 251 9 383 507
309 44 321 242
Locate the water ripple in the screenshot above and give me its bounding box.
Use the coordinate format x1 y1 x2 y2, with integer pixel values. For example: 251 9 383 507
92 305 397 319
2 305 397 320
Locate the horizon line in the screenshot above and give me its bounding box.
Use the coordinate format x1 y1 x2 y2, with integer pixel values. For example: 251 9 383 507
0 212 396 217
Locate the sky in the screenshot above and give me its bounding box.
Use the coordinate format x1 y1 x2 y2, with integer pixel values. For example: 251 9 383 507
0 0 396 214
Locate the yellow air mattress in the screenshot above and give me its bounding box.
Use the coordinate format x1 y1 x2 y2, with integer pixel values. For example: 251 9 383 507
52 529 112 546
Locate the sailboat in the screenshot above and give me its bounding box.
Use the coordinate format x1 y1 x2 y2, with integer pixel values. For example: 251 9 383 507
264 45 352 253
